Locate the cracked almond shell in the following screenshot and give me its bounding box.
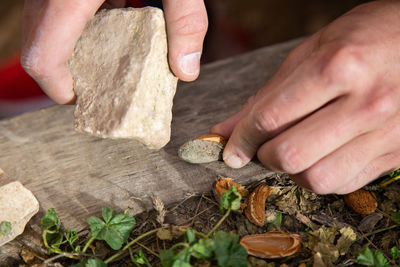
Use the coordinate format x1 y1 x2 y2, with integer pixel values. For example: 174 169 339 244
245 184 272 226
214 177 248 212
343 189 377 216
240 231 302 258
178 134 227 164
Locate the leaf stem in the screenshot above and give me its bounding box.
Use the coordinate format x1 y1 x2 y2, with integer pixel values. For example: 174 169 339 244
137 241 160 258
105 228 159 264
194 230 208 239
82 236 96 253
360 224 400 240
206 207 231 238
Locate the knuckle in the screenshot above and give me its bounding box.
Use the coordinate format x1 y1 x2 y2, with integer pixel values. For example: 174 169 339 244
364 90 398 120
273 142 303 174
319 45 367 86
171 11 208 37
250 106 280 134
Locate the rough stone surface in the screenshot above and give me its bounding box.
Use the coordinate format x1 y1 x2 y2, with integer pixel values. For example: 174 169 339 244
69 7 178 149
0 179 39 246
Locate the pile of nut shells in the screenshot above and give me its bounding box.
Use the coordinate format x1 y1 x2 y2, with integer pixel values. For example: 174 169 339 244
214 177 302 259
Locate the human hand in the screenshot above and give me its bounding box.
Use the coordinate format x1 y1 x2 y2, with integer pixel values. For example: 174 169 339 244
211 0 400 194
21 0 207 104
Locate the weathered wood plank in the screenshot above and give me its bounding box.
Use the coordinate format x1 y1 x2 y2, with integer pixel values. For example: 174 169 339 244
0 39 301 230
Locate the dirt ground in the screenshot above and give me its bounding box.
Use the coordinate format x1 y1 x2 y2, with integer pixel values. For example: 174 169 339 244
3 171 399 266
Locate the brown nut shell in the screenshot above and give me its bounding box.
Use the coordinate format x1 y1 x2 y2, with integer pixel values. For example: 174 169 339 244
240 231 302 258
245 184 272 226
343 189 377 216
195 134 227 145
215 177 248 197
214 177 248 212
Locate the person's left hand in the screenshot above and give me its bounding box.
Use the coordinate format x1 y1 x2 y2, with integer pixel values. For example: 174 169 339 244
211 0 400 194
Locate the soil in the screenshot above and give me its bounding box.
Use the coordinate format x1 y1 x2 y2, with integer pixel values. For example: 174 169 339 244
12 172 397 267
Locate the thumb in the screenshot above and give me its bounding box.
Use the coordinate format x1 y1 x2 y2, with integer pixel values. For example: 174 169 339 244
163 0 208 81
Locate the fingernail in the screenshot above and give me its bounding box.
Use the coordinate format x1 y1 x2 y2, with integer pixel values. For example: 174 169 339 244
223 152 244 169
179 52 201 76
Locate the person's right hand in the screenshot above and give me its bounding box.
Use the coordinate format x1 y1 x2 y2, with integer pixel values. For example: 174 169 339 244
21 0 208 104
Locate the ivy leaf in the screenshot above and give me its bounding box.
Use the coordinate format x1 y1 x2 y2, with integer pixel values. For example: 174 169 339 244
86 259 107 267
186 229 196 245
212 231 248 267
41 208 64 250
133 249 150 266
87 206 136 250
160 249 176 267
41 208 61 231
220 186 242 212
391 246 400 260
0 221 12 235
171 260 192 267
160 247 192 267
191 238 214 259
70 259 107 267
357 246 391 267
65 229 78 248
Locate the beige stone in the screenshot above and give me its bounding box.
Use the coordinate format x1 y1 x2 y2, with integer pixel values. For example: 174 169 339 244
0 181 39 246
69 7 178 149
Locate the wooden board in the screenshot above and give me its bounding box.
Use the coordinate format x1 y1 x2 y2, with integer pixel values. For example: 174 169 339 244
0 39 301 231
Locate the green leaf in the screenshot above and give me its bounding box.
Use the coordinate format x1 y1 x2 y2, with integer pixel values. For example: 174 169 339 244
171 260 192 267
160 247 192 267
65 229 78 248
212 231 248 267
102 206 115 224
390 169 400 178
393 212 400 225
191 238 214 259
41 208 61 231
357 246 391 267
267 211 282 230
186 229 196 244
86 259 107 267
70 259 107 267
160 249 176 267
0 221 12 235
133 249 150 266
391 246 400 259
87 207 136 250
220 186 242 212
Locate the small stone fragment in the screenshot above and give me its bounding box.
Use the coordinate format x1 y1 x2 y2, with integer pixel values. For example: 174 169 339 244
0 181 39 246
178 134 227 164
240 231 302 259
245 185 272 226
69 7 178 149
343 189 377 216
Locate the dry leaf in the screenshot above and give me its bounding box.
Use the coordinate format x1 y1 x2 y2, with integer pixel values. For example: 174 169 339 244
156 226 186 240
240 230 302 259
151 195 166 226
336 227 357 255
343 189 377 216
274 186 320 215
307 226 339 266
245 185 272 226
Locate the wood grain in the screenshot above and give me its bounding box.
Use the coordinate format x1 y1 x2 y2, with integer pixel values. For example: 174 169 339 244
0 39 301 231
